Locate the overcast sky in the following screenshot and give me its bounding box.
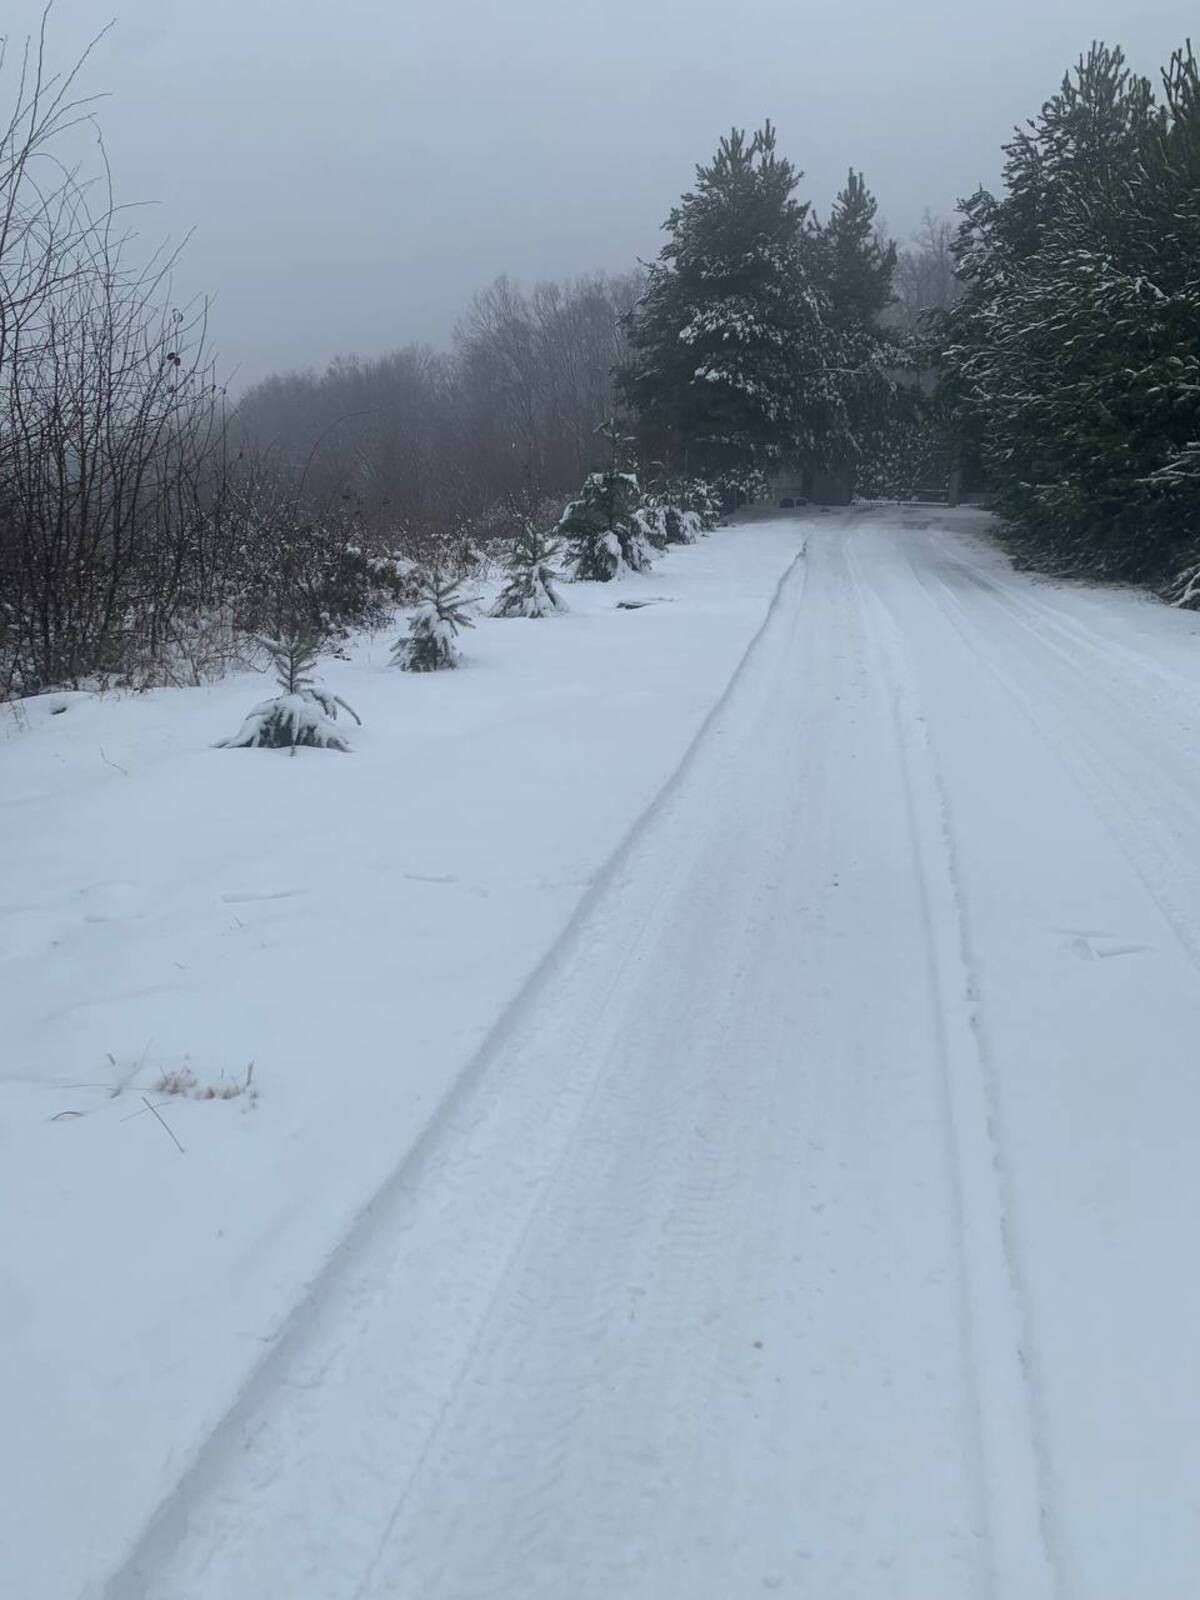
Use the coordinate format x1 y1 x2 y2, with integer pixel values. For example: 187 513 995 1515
6 0 1195 388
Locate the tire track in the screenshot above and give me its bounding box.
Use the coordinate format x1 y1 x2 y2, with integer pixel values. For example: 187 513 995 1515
100 548 811 1600
910 537 1200 979
880 519 1200 1597
104 520 1038 1600
847 534 1063 1600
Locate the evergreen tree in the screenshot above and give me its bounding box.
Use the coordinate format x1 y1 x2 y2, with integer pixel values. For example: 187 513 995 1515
940 42 1200 580
618 124 836 478
633 471 708 546
810 170 900 490
559 470 651 581
217 632 361 753
491 524 567 617
682 478 723 530
822 169 897 327
632 500 671 552
392 572 476 670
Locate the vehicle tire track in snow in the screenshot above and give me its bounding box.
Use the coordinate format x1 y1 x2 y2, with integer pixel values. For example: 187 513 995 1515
333 531 992 1600
849 538 1063 1600
103 527 1008 1600
881 520 1200 1597
99 549 811 1600
909 539 1200 987
105 524 1081 1600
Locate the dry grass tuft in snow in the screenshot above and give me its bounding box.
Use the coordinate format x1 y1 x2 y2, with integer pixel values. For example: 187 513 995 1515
154 1061 258 1105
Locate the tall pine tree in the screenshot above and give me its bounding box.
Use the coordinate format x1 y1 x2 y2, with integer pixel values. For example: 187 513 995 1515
822 170 897 327
810 169 899 490
618 124 833 480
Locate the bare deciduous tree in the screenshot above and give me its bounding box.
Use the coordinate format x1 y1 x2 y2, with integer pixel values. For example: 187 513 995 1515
887 210 962 335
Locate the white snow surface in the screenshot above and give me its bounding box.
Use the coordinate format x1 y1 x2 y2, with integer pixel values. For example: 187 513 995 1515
6 508 1200 1598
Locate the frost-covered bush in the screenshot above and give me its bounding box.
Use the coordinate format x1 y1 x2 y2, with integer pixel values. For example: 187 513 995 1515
217 633 361 753
392 572 476 670
713 465 769 512
560 471 652 582
641 479 714 544
632 504 670 552
682 478 723 531
491 526 567 618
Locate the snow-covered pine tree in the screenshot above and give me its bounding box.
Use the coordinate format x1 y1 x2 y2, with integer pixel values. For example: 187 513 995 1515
939 41 1200 581
659 502 694 544
633 501 671 552
217 632 361 754
559 470 651 582
683 478 722 531
491 524 567 617
807 170 899 495
634 474 696 547
712 465 769 514
392 571 476 670
617 124 834 481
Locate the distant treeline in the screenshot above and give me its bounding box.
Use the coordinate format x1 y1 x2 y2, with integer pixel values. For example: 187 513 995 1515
234 271 644 548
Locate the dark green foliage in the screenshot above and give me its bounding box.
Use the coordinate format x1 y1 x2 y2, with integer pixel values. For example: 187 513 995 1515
633 503 671 552
682 479 723 529
940 42 1200 581
392 572 476 670
559 472 652 581
492 525 566 617
712 465 770 513
618 124 832 478
618 127 898 495
822 170 898 328
855 401 952 502
217 631 361 753
659 504 686 544
812 171 901 487
635 473 714 545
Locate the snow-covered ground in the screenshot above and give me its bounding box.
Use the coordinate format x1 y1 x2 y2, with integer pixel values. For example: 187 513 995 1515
0 523 800 1600
7 507 1200 1598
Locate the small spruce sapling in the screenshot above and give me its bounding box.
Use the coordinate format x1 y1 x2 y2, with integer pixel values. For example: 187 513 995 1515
639 475 701 546
684 478 723 531
633 502 671 552
559 471 652 580
392 571 476 670
561 418 653 582
491 524 567 617
217 632 361 754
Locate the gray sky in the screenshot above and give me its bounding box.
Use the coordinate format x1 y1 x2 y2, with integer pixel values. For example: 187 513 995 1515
7 0 1196 388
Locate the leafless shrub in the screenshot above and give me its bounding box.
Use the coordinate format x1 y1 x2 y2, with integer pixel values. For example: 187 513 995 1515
0 15 644 700
0 12 230 697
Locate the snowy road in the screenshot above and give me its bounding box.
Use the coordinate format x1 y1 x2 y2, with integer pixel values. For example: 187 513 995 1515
104 510 1200 1600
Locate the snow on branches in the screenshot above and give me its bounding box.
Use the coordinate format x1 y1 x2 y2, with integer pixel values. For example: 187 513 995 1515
560 472 652 582
218 634 361 753
392 572 476 670
491 525 568 618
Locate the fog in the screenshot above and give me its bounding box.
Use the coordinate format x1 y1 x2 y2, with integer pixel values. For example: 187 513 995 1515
5 0 1195 385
